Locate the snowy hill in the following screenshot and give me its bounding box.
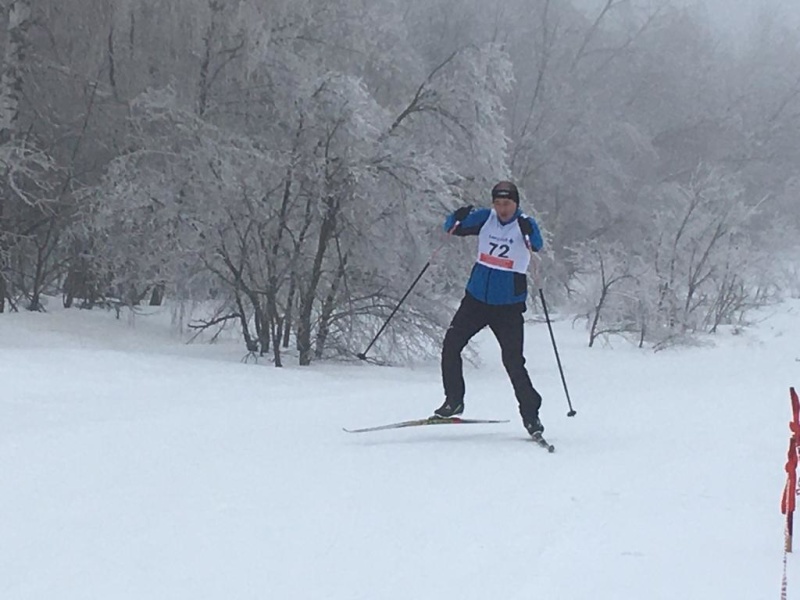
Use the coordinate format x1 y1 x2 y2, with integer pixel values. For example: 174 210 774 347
2 300 799 599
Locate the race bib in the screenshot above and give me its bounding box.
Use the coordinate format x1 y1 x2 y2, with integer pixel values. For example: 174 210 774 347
475 210 531 274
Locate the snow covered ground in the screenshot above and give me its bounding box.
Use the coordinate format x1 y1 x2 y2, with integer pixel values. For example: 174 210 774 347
2 299 799 599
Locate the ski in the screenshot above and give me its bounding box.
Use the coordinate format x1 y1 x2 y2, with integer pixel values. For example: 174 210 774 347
531 432 555 453
343 416 509 434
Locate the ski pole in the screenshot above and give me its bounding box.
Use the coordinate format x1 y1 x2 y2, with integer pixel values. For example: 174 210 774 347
538 288 577 417
357 225 457 360
529 249 576 417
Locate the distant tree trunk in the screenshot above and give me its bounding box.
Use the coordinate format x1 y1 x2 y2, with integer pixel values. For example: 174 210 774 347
28 234 47 312
285 193 315 351
315 252 347 359
0 199 6 313
149 283 164 305
268 313 283 367
216 239 260 356
282 276 296 348
62 268 77 308
234 291 258 354
297 195 338 366
28 218 61 312
107 22 120 101
197 8 215 117
0 0 29 141
0 251 6 311
587 284 607 348
637 298 647 348
63 249 102 309
249 291 271 359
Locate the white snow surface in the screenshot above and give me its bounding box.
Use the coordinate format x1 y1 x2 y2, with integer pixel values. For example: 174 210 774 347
2 300 799 599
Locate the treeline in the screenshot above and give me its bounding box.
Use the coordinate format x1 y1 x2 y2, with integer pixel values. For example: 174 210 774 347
1 0 798 361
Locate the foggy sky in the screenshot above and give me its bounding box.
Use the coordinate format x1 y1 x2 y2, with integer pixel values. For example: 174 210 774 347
574 0 800 33
699 0 800 31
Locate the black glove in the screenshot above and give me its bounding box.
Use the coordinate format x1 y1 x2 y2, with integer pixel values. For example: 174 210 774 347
453 205 473 222
517 215 533 236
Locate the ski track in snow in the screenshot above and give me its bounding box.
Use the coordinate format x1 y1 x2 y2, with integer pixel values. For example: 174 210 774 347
1 300 799 599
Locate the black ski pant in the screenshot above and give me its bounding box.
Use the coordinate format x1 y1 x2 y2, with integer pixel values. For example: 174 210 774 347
441 293 542 421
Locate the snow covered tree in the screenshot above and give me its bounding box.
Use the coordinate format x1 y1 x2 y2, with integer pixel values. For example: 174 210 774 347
86 0 513 365
569 240 643 347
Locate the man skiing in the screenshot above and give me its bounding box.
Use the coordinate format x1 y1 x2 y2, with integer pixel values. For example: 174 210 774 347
434 180 546 439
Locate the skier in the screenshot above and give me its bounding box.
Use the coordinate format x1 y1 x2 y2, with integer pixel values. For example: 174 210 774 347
434 180 546 438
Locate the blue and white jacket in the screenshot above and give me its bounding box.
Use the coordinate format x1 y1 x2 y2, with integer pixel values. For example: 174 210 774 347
444 207 543 306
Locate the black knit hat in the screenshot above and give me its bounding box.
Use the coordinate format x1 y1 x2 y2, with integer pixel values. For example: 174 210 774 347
491 180 519 204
